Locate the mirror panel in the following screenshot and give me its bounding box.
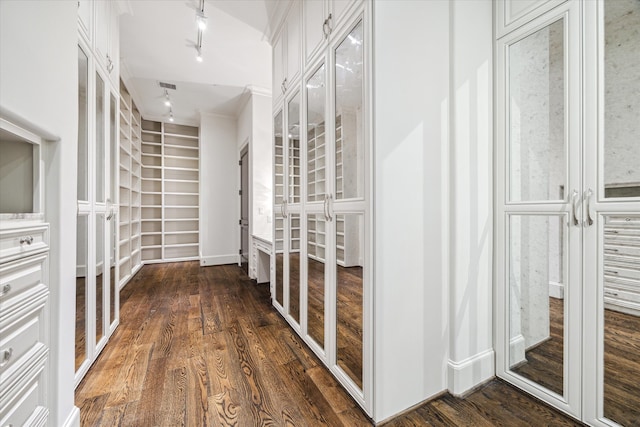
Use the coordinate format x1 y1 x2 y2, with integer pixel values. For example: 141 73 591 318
96 73 105 204
602 215 640 425
509 214 566 396
307 213 326 349
96 214 104 344
335 21 364 201
307 64 326 203
508 19 566 203
335 213 364 389
603 0 640 199
75 214 88 372
78 47 89 202
274 111 284 206
288 91 301 204
289 213 301 324
275 212 284 307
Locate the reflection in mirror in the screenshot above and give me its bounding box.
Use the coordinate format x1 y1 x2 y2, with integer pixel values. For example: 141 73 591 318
335 213 364 389
78 47 89 202
307 64 326 203
275 214 284 307
96 214 104 343
110 94 117 203
75 214 88 371
288 92 301 204
274 111 284 206
109 213 116 328
602 215 640 425
307 213 326 349
509 19 565 203
604 0 640 198
335 21 364 201
509 215 565 396
289 213 301 324
96 73 105 203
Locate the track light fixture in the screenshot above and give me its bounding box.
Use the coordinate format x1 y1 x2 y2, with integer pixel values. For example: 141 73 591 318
195 0 206 62
164 89 171 107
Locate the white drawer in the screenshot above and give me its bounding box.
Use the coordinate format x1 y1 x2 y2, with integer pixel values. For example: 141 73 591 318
0 254 47 308
0 225 48 264
0 296 47 377
604 264 640 281
605 215 640 226
0 346 48 427
604 244 640 258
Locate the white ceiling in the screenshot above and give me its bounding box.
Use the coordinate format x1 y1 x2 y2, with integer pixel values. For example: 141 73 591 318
120 0 282 125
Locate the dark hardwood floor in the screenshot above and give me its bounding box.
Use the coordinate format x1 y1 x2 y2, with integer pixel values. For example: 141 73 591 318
76 262 585 426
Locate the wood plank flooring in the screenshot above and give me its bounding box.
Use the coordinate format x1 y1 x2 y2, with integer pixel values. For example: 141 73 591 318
76 262 584 426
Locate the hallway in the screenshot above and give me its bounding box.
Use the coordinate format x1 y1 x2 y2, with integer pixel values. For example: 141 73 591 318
75 262 582 426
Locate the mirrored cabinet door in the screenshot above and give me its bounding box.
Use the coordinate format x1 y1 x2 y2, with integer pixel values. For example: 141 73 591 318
307 64 326 203
289 213 301 325
307 213 327 351
288 92 301 205
75 214 89 373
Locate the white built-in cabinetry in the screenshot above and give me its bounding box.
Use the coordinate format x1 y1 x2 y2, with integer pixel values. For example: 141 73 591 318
271 0 370 415
77 0 119 87
0 118 51 427
140 120 200 263
118 80 142 287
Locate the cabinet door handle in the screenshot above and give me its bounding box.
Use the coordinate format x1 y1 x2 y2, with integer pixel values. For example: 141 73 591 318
323 194 329 221
584 188 594 227
19 236 34 245
323 15 332 39
0 347 13 368
571 190 580 227
0 284 10 296
604 290 619 297
604 270 618 275
327 193 333 221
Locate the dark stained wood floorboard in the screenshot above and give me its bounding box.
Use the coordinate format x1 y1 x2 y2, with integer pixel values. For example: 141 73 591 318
77 262 585 426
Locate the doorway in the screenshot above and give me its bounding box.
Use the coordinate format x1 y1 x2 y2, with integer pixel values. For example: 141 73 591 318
240 145 249 273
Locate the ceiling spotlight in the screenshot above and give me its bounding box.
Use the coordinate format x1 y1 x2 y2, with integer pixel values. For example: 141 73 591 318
196 10 207 31
196 47 203 62
163 89 171 106
169 113 174 122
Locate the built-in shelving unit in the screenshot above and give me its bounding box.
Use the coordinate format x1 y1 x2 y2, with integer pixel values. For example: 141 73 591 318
141 120 200 263
306 122 325 201
118 79 142 288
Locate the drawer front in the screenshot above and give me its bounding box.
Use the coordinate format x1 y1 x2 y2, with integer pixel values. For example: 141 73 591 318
0 301 47 377
0 225 48 264
0 254 47 307
604 244 640 258
604 264 640 281
605 215 640 227
0 351 48 427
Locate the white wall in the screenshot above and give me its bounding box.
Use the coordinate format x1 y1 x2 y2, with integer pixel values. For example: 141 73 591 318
199 113 239 265
448 0 494 395
0 1 80 426
373 1 450 421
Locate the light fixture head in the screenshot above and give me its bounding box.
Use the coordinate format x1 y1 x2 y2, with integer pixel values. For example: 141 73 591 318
164 99 171 107
169 113 174 122
196 10 207 30
196 47 203 62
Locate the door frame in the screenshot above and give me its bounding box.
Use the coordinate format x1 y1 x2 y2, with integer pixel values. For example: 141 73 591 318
239 140 250 268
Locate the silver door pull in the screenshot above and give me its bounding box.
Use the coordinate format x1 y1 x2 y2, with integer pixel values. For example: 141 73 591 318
19 236 34 245
584 188 594 227
0 284 10 296
0 347 12 368
571 190 580 226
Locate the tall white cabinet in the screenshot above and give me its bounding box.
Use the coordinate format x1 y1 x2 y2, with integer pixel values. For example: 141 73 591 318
0 118 51 427
272 0 371 415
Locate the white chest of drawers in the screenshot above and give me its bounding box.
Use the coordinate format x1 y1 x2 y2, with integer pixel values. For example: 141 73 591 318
0 223 50 427
603 215 640 315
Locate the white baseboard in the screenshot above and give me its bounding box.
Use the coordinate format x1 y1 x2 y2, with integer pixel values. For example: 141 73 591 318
447 348 495 396
509 334 526 366
62 406 80 427
549 281 564 299
200 254 239 266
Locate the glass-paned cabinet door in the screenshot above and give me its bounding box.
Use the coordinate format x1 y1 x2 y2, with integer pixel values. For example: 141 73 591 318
508 19 566 203
289 213 301 324
335 213 364 390
96 72 106 203
334 21 365 201
307 64 326 203
288 91 301 204
307 213 326 351
602 0 640 200
96 213 105 344
274 209 285 308
78 47 89 202
274 110 284 206
75 214 89 373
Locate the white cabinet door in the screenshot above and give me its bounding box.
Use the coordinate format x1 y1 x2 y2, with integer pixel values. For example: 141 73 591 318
273 32 285 104
78 0 93 43
330 0 355 29
304 0 327 65
94 1 110 70
286 1 301 84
